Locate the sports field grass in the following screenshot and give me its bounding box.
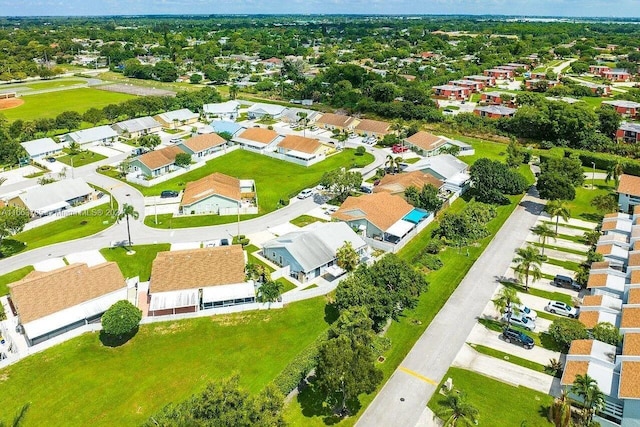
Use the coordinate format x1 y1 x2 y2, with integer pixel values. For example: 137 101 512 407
0 88 135 121
0 296 332 426
25 79 87 90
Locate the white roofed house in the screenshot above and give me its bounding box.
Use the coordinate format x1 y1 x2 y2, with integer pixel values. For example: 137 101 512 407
280 108 320 126
154 108 200 129
147 246 255 316
111 116 162 138
20 137 62 160
262 222 367 283
62 125 118 146
203 100 240 120
406 154 471 196
5 178 95 217
247 102 287 119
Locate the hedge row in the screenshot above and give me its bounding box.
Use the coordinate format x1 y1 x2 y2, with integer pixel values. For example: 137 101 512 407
271 332 328 396
538 147 640 177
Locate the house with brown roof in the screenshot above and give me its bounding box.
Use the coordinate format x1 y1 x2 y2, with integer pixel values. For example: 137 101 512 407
354 119 391 139
618 174 640 214
128 145 187 178
315 113 358 132
374 171 443 196
177 133 229 160
232 127 282 152
275 135 330 165
8 263 128 346
179 173 257 216
404 131 449 156
148 246 254 316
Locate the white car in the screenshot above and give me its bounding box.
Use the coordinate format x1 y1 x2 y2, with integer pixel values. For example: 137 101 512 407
502 312 536 331
297 188 314 199
546 300 579 318
513 303 537 322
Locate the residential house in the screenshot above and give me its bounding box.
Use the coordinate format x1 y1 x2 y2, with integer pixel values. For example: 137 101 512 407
619 175 640 214
202 100 240 120
63 125 118 146
603 101 640 119
316 113 358 132
432 85 470 100
247 102 287 119
354 119 391 139
579 82 612 96
210 120 245 137
448 79 484 92
506 63 530 70
147 246 254 316
590 65 612 76
464 75 496 87
128 145 186 178
177 133 229 159
404 131 450 156
5 178 94 216
484 68 514 80
20 137 62 160
179 172 256 216
112 116 162 138
262 222 367 283
480 91 516 107
406 154 471 195
276 135 329 163
280 108 319 126
603 70 632 82
233 127 282 152
474 105 517 119
374 171 443 196
529 71 552 79
9 262 128 346
154 109 199 129
525 79 560 90
617 123 640 143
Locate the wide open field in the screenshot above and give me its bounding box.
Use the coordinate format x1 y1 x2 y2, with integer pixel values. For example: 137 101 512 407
0 87 136 121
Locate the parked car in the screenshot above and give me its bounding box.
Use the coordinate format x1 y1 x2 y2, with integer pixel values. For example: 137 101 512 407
160 190 179 198
546 300 579 318
363 136 377 146
360 185 373 194
392 144 409 153
513 303 537 322
502 312 536 331
553 274 581 291
46 157 56 163
297 188 314 199
502 327 535 349
169 137 182 144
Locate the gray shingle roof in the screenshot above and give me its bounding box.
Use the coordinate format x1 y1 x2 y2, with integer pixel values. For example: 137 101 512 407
113 116 162 134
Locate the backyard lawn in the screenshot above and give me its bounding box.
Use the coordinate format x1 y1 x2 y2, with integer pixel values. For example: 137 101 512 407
290 215 327 228
0 296 332 426
57 150 107 167
0 88 135 121
567 179 615 222
428 367 553 426
99 244 170 281
0 266 34 295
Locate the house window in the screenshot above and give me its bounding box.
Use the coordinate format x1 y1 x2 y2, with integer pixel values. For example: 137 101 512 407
279 256 283 264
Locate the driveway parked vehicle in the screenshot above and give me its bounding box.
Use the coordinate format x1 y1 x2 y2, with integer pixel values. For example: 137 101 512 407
553 274 581 291
513 303 537 321
160 190 179 198
502 312 536 331
546 300 579 318
392 144 409 153
297 188 314 199
46 157 56 162
502 327 535 349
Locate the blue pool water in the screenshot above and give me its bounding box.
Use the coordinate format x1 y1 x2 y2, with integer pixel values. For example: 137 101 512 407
403 208 429 224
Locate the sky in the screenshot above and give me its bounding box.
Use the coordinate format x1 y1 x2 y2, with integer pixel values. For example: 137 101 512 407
0 0 639 18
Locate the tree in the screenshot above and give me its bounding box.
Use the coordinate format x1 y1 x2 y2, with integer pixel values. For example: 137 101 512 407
55 111 82 130
229 84 239 100
583 230 601 248
437 390 479 427
469 158 528 204
545 200 571 234
256 280 284 308
82 107 105 125
531 223 556 256
537 172 576 201
101 300 142 338
174 152 192 168
492 286 521 324
512 246 544 291
189 73 203 84
154 60 178 82
336 241 359 272
0 206 30 243
541 155 584 187
571 374 606 426
405 184 443 213
67 141 82 155
0 403 30 427
138 134 161 151
605 160 624 186
596 106 622 138
117 203 139 248
204 66 229 84
549 318 589 351
548 390 571 427
319 169 362 203
590 194 618 214
592 322 621 346
506 139 525 168
246 263 271 283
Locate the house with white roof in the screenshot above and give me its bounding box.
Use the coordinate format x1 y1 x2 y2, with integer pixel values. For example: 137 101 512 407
262 222 367 283
112 116 162 138
154 109 199 129
4 178 95 216
406 154 471 195
203 101 240 120
280 108 320 126
62 125 118 146
247 102 287 119
20 137 62 160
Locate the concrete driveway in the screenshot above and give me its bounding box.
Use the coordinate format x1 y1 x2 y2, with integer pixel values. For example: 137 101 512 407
65 250 107 267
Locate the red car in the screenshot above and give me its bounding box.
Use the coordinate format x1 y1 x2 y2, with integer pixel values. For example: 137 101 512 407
392 144 409 153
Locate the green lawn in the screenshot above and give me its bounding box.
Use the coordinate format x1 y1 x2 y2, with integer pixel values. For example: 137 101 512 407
468 343 548 373
99 244 170 281
290 215 327 228
57 151 107 167
566 179 615 223
25 78 87 90
144 212 260 229
530 241 586 256
0 296 332 426
453 135 507 164
428 367 553 426
544 257 581 272
6 202 117 253
0 265 34 295
0 88 135 121
500 281 574 306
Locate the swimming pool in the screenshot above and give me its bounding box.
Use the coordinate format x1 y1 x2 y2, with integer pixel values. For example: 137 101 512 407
403 208 430 224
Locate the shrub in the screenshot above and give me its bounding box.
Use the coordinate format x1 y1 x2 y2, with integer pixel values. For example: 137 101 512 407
355 146 366 156
271 333 326 395
101 300 142 338
549 318 588 351
418 253 443 271
424 239 443 254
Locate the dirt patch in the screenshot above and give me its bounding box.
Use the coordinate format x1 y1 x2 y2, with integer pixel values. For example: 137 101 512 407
210 313 252 326
97 83 176 97
153 322 187 335
0 98 24 110
0 372 9 382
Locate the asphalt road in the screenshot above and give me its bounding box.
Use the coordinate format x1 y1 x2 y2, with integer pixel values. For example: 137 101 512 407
356 186 546 427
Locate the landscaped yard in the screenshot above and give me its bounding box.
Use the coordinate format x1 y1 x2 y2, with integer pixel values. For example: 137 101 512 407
57 150 107 167
566 179 615 222
468 343 548 373
0 265 34 295
0 88 136 121
99 244 170 281
290 215 327 228
0 296 333 426
428 367 553 426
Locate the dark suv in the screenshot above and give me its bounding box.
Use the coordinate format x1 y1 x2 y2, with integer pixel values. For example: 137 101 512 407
160 190 179 198
502 328 534 349
553 274 581 291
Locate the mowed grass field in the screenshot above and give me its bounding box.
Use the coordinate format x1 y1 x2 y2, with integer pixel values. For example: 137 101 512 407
0 87 135 121
0 296 332 426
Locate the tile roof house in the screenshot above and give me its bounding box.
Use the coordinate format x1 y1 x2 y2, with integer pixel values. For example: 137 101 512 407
20 137 62 160
275 135 329 164
374 171 443 196
263 222 367 283
154 109 199 129
354 119 391 138
9 262 128 345
617 122 640 144
316 113 358 131
148 246 254 316
128 145 186 178
177 133 229 159
233 127 282 152
404 131 449 156
112 116 162 138
179 173 256 216
63 125 118 146
5 178 94 216
618 174 640 214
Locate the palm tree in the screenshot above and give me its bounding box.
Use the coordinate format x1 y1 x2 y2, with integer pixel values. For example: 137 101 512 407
257 280 284 308
531 223 556 256
545 200 571 235
390 120 406 138
438 390 479 427
548 389 571 427
512 245 544 292
117 203 139 249
571 374 606 425
605 160 624 186
583 230 601 248
229 84 238 100
492 286 521 323
0 403 30 427
385 154 395 173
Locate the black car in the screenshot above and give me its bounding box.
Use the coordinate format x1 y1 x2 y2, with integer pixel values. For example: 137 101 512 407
553 274 581 291
502 328 534 349
160 190 179 198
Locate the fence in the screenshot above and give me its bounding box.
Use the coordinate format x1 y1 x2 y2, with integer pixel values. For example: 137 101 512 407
260 150 326 167
364 213 435 254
